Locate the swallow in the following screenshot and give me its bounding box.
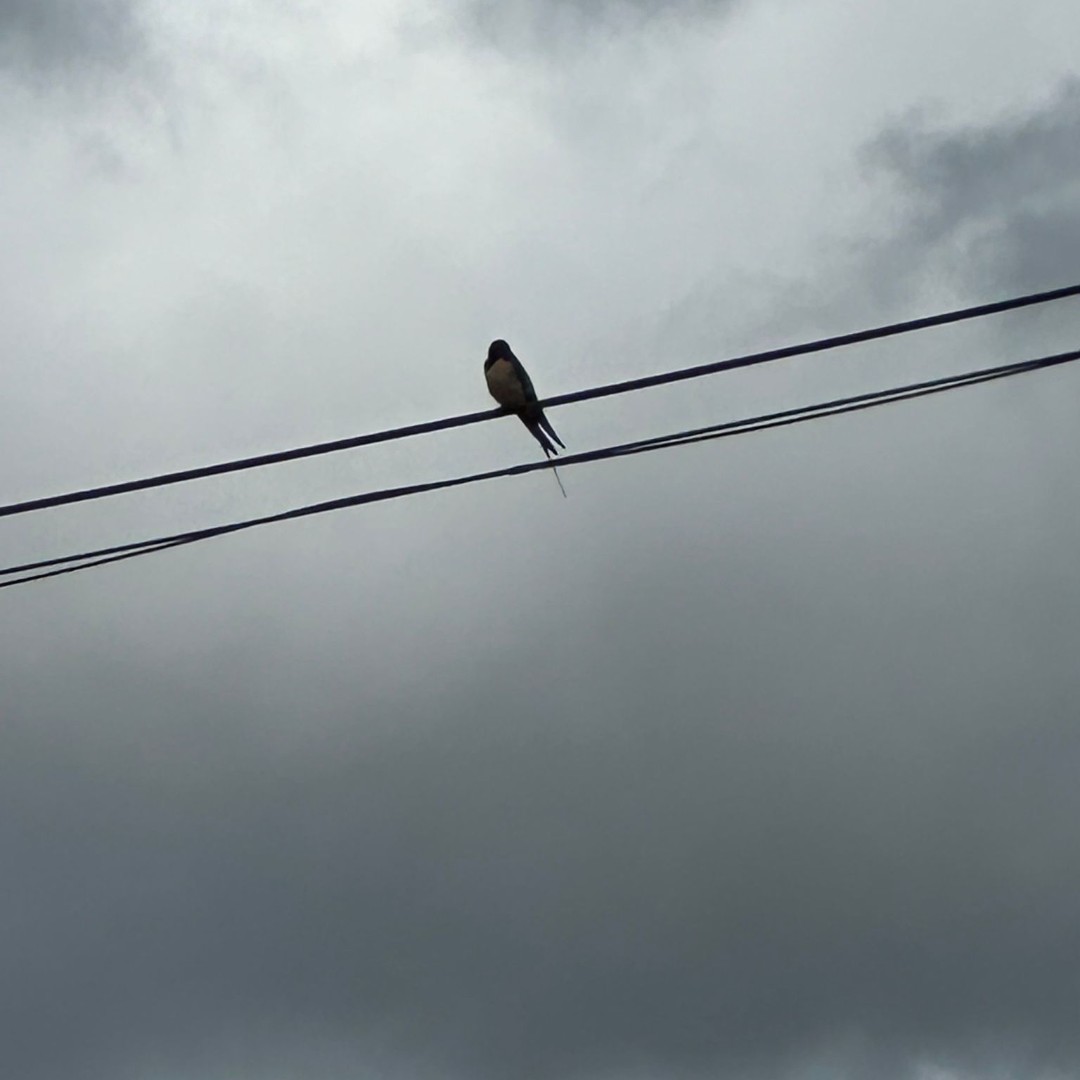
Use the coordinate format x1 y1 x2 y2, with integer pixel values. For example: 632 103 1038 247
484 339 566 458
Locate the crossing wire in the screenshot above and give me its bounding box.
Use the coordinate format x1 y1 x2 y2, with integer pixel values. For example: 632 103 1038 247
2 346 1077 590
1 281 1079 521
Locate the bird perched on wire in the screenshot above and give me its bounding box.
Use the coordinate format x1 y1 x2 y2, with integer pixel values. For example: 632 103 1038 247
484 339 565 457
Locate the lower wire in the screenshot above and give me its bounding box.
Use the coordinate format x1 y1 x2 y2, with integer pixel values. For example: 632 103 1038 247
2 348 1077 590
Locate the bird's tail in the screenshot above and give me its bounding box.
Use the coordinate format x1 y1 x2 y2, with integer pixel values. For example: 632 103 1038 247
521 415 560 458
520 415 567 497
551 464 567 498
536 408 565 451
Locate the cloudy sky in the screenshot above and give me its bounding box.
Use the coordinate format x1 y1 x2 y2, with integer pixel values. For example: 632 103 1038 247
3 2 1080 1078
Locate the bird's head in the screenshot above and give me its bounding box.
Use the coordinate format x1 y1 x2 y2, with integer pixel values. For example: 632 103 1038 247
487 339 512 362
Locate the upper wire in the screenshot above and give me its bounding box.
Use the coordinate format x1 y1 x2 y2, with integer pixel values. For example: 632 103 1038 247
3 347 1076 590
2 281 1079 521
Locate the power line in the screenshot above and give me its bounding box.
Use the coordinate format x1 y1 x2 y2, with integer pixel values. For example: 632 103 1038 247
3 347 1076 590
1 281 1079 522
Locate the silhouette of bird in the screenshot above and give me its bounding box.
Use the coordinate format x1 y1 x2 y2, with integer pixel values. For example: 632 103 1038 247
484 339 566 458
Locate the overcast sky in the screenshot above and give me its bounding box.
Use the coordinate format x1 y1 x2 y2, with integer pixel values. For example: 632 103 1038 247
3 2 1080 1079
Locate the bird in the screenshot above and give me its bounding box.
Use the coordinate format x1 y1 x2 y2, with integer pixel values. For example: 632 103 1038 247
484 339 566 458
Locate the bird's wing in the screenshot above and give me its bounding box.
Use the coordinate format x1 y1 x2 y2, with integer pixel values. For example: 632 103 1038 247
509 355 538 402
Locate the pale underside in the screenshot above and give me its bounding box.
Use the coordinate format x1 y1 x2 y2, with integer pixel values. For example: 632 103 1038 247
485 358 529 409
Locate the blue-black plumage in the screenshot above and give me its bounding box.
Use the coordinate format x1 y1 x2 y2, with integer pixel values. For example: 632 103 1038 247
483 339 566 458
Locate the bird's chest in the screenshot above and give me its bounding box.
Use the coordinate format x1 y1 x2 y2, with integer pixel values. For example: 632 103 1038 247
485 359 528 408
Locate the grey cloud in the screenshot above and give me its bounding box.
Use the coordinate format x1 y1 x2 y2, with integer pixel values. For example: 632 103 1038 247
457 0 737 54
3 5 1080 1080
5 404 1080 1080
867 81 1080 296
0 0 145 78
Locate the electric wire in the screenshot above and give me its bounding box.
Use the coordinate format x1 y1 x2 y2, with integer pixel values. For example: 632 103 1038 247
3 347 1076 590
2 281 1079 521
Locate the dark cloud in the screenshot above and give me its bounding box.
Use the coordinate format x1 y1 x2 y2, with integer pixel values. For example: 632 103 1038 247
3 6 1080 1080
4 385 1080 1080
867 81 1080 296
0 0 145 78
